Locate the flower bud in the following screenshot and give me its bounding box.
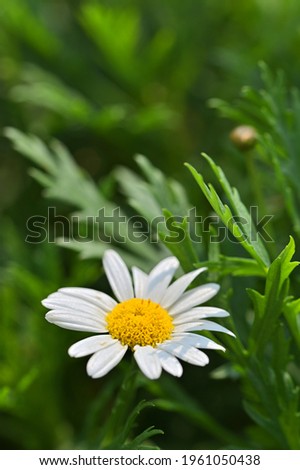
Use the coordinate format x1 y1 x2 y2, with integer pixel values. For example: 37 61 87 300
230 125 257 150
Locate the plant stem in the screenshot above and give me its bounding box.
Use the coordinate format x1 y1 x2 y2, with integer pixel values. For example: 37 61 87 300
100 359 138 448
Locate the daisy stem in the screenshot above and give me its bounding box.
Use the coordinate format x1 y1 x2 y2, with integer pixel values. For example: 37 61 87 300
100 358 138 448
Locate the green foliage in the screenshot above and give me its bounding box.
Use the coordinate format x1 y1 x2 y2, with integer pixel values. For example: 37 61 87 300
186 156 300 448
2 0 300 452
115 154 191 219
196 256 266 278
248 237 299 354
5 123 300 449
4 127 161 268
94 365 163 450
210 63 300 237
186 154 271 269
145 375 246 448
114 155 201 270
242 239 300 449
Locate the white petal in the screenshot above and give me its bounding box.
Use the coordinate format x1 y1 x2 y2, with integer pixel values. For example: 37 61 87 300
171 332 225 351
45 310 107 333
161 268 207 308
173 307 229 325
198 320 236 337
191 306 230 318
159 341 209 366
68 335 116 357
52 288 117 312
132 266 148 298
156 349 183 377
42 297 106 319
144 257 179 303
103 250 134 302
169 283 220 315
134 345 162 379
46 308 106 325
86 341 127 378
175 320 235 336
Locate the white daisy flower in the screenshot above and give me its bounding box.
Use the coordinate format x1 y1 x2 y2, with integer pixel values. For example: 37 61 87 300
42 250 234 380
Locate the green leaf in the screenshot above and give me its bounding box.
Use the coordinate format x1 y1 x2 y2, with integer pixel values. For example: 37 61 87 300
195 255 266 278
249 236 299 354
114 155 197 267
243 400 280 444
283 297 300 349
4 127 105 210
115 155 191 220
244 355 300 449
105 401 163 450
121 426 163 450
209 64 300 239
185 154 270 269
4 128 161 263
0 387 13 410
56 239 156 270
10 64 92 122
159 209 199 272
80 3 140 83
114 166 162 221
261 134 300 237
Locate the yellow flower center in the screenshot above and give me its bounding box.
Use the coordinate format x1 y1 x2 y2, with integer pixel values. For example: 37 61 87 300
106 298 174 349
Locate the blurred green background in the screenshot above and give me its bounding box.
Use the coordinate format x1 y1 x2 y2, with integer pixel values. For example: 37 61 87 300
1 0 300 450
